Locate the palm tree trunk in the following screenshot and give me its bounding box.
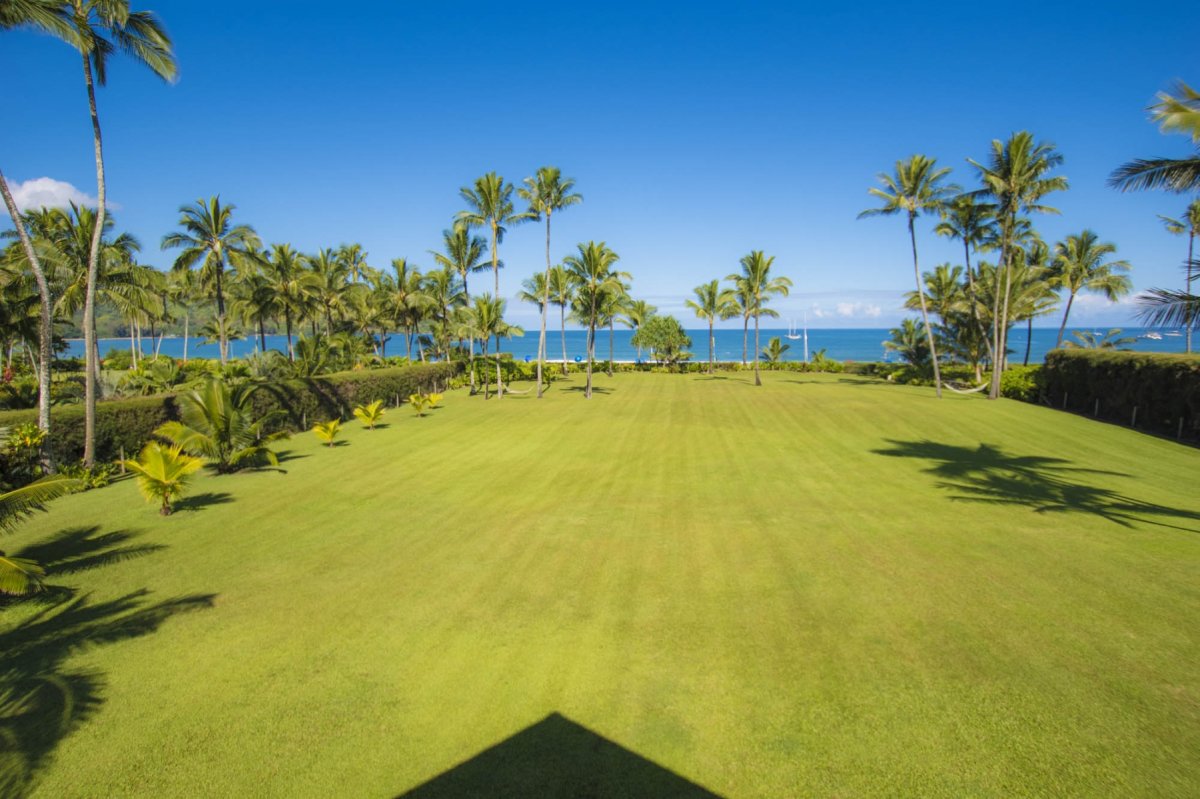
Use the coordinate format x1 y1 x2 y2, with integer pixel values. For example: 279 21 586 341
258 315 267 352
1023 316 1034 366
742 317 748 365
751 311 763 385
0 167 54 465
183 310 189 363
285 309 294 361
988 217 1012 400
129 319 137 370
496 347 503 399
1186 230 1195 353
963 239 993 368
708 319 715 374
909 215 942 398
607 319 614 377
1055 292 1076 349
81 53 106 468
482 340 490 400
585 299 596 399
537 213 550 398
560 305 568 375
215 264 228 365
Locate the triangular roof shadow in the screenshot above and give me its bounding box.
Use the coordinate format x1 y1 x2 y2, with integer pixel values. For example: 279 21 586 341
397 711 724 798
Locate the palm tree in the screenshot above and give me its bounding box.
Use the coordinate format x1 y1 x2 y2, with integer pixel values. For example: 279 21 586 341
1064 329 1138 350
762 336 790 364
1051 230 1132 348
519 167 582 397
469 293 511 399
1110 82 1200 194
26 0 176 469
935 193 997 362
859 155 957 397
686 279 737 374
0 175 53 453
262 243 315 360
564 241 623 398
0 473 78 595
885 318 931 366
377 258 429 359
422 265 465 360
728 250 791 387
620 298 655 363
162 197 260 365
165 266 197 362
969 132 1068 398
123 441 202 515
456 173 534 299
155 379 287 473
1006 241 1060 366
307 247 352 334
337 243 369 283
547 264 573 374
1158 200 1200 351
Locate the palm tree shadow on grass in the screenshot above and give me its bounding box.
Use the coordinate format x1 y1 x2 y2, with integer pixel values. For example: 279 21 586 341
172 492 235 513
15 527 165 577
0 589 215 797
396 712 723 798
563 385 613 395
872 439 1200 532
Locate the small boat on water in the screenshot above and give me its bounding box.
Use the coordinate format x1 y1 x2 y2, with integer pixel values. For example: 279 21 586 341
1165 331 1182 337
1142 332 1163 340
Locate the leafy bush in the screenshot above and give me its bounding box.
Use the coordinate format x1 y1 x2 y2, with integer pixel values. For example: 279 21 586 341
312 419 342 447
123 442 203 515
57 460 116 492
1043 350 1200 439
999 365 1043 402
352 400 385 429
0 362 460 465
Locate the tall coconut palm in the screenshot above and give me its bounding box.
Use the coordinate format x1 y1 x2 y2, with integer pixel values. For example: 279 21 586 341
162 196 260 365
859 155 957 397
307 247 351 334
456 173 534 298
1110 82 1200 194
422 265 465 360
1007 242 1060 366
1051 230 1132 348
728 251 791 387
377 258 429 360
47 0 176 467
337 242 369 283
0 175 53 456
598 281 630 377
969 132 1068 398
935 193 997 363
518 167 582 397
262 243 315 360
547 264 573 374
469 293 509 399
564 241 623 399
621 298 656 363
1158 200 1200 351
686 279 737 374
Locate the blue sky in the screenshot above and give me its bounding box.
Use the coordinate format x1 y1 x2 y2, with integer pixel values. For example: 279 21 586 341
2 1 1197 328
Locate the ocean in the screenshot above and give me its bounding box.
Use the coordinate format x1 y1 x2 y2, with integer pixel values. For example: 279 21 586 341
68 327 1191 365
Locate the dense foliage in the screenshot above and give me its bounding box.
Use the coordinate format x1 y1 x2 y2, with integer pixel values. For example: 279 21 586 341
1043 349 1200 438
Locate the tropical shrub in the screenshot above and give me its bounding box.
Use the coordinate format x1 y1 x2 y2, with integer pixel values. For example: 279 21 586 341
312 419 342 447
409 392 442 417
123 442 204 516
999 365 1044 402
57 460 116 492
156 379 289 473
352 399 385 429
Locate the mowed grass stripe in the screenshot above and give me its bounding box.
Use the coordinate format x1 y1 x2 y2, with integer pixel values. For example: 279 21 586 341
2 372 1197 797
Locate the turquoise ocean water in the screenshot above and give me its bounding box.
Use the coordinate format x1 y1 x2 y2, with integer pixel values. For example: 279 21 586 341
69 327 1191 365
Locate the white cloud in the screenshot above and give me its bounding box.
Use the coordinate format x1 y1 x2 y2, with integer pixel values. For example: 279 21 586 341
9 177 99 212
835 302 882 318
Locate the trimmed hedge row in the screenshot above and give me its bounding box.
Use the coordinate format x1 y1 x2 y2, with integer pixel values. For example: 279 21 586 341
1042 350 1200 440
0 362 459 464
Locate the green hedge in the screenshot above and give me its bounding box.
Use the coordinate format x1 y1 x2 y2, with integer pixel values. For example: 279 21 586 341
0 362 460 464
1043 350 1200 440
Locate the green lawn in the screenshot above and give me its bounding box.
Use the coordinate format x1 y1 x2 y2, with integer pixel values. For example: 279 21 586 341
3 372 1199 797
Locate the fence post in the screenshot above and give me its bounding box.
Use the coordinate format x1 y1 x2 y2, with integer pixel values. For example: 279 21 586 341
1094 398 1100 418
1180 418 1186 441
1062 391 1068 409
1131 406 1138 428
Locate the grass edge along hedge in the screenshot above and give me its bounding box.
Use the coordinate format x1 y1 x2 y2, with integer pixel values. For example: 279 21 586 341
1043 349 1200 440
0 362 459 464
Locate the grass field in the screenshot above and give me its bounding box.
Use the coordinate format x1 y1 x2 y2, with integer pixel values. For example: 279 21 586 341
2 372 1198 797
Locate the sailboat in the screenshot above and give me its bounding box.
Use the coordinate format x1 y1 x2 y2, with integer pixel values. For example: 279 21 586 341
786 320 802 340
